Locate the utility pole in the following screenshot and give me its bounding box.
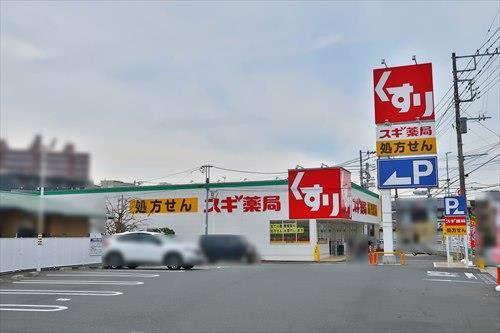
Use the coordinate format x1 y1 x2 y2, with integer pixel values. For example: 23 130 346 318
359 150 376 188
201 165 212 235
452 49 499 198
451 49 499 266
359 150 363 187
452 53 467 199
452 52 470 266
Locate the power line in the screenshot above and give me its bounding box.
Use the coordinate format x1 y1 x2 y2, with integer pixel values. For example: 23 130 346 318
211 166 288 175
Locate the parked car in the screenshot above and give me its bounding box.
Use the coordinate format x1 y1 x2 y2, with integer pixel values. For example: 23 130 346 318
199 234 258 263
102 231 203 270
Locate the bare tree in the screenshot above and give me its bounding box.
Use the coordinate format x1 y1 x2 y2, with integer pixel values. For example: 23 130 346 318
105 195 145 235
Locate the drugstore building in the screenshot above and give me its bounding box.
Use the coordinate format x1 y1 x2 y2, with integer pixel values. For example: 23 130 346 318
45 174 381 261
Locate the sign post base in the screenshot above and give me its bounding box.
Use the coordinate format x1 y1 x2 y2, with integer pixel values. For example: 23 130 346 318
382 254 397 264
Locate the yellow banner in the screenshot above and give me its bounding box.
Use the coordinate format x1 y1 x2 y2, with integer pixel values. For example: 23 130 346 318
376 137 437 157
367 202 378 217
129 198 198 214
270 224 305 234
443 224 466 236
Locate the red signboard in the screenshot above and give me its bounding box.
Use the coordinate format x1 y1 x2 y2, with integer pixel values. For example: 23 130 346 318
444 216 467 225
373 63 435 124
288 167 351 219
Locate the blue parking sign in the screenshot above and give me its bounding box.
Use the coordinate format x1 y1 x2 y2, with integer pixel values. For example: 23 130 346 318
444 196 466 216
377 156 438 189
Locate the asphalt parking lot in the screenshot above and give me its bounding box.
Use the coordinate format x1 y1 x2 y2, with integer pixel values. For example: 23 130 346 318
0 258 499 333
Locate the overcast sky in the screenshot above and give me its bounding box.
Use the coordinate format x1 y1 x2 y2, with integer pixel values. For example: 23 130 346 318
1 1 499 195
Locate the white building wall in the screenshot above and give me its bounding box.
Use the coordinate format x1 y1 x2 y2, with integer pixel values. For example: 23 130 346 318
48 182 380 262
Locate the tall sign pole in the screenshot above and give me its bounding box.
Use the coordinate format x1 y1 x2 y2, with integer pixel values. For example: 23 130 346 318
373 61 438 264
445 152 452 264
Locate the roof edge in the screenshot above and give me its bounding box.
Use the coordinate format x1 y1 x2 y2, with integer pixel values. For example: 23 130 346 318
35 179 380 199
351 182 380 199
39 179 289 195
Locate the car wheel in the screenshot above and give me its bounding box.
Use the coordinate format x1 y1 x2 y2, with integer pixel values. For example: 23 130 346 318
182 265 194 270
246 253 257 264
105 252 123 269
127 265 138 269
165 253 183 270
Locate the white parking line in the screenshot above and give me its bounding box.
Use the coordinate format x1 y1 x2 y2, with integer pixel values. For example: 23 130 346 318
13 280 144 285
0 304 68 312
0 289 123 296
464 272 477 279
45 273 159 278
423 278 482 284
426 271 459 278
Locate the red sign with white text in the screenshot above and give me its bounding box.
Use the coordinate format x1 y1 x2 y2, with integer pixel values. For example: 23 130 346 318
444 216 467 225
288 167 351 219
206 195 281 213
373 63 435 124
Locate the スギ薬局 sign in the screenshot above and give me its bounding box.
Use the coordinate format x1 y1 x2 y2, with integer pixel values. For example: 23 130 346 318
288 167 351 219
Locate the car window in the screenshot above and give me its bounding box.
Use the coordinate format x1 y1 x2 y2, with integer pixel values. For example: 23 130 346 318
116 233 141 242
141 233 162 245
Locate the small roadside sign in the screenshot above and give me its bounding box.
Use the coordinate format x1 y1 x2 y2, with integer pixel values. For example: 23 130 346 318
444 216 467 224
377 156 438 189
443 196 467 236
443 225 467 236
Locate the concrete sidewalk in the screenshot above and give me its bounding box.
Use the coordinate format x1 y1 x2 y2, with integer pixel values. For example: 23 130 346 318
320 255 346 263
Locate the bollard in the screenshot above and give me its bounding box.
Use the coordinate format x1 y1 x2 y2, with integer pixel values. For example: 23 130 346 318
368 245 373 265
496 265 500 292
313 244 320 262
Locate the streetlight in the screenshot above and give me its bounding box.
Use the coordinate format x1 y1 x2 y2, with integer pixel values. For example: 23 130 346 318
36 138 56 272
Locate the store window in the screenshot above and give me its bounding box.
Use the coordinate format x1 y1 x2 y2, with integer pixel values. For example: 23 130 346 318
270 220 310 243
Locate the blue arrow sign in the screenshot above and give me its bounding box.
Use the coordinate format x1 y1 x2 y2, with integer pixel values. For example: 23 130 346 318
377 156 438 189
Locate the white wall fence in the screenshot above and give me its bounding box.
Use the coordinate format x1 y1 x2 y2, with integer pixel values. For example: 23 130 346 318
0 237 101 273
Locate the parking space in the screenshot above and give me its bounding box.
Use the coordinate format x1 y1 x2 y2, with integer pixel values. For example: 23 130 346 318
424 269 497 285
0 268 169 314
0 262 498 332
0 265 228 314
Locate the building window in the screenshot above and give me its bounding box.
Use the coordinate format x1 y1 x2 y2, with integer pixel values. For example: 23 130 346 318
270 220 310 244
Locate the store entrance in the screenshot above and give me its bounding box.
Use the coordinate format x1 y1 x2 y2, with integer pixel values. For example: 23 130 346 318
318 221 364 257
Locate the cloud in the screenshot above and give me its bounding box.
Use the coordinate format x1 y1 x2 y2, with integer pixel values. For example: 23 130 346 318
0 1 498 193
1 35 48 61
310 34 344 51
